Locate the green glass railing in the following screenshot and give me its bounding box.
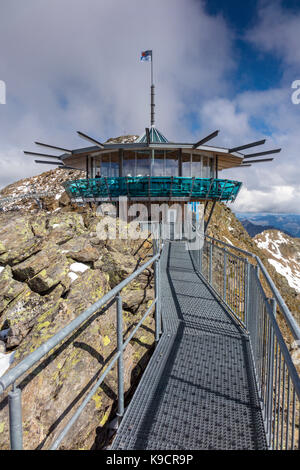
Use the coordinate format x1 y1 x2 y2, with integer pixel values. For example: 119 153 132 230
63 177 242 202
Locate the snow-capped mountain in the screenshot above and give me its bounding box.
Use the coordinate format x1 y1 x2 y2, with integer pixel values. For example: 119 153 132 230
254 230 300 293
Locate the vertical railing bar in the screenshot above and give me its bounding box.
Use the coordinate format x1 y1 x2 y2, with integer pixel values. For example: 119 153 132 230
8 385 23 450
223 251 227 303
280 363 286 449
116 293 124 420
286 374 290 450
209 242 212 286
154 259 160 343
272 339 278 450
291 387 295 450
276 351 282 449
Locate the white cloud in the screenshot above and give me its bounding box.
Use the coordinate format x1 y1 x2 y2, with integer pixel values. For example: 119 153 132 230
0 0 235 188
0 0 300 214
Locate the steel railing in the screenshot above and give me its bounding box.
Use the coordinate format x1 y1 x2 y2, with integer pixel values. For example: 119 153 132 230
0 247 162 450
189 233 300 450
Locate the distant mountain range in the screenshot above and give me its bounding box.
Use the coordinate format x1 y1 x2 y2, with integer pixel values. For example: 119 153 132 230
235 212 300 238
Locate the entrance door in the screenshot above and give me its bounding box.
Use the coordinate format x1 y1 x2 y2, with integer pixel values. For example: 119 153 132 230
167 209 177 241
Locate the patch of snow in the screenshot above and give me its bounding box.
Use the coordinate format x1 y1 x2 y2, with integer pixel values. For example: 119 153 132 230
70 262 89 273
228 226 234 232
0 351 15 377
223 237 233 246
52 224 61 228
268 258 300 293
0 267 4 274
68 272 78 283
55 193 62 200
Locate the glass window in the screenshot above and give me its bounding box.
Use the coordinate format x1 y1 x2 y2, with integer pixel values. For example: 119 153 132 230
182 153 191 177
94 157 101 178
110 151 119 177
152 150 165 176
123 151 136 177
101 154 110 177
136 150 150 176
202 156 214 178
191 154 201 177
165 150 178 177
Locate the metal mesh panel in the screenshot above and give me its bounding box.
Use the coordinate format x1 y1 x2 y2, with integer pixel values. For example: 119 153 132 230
111 242 267 450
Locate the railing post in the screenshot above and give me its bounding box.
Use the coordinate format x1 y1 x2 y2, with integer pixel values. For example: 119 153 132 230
154 259 160 343
223 251 227 303
209 242 213 286
116 293 124 420
267 297 277 448
8 385 23 450
244 259 250 329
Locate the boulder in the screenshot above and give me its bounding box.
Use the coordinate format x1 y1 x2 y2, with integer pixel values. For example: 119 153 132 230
60 237 100 263
27 256 71 294
12 244 59 282
0 266 27 314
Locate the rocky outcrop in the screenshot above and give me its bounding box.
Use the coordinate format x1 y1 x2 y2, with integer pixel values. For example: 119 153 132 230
205 201 300 346
0 208 155 450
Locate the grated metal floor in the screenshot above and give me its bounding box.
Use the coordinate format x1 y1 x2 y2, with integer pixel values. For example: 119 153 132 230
111 242 267 450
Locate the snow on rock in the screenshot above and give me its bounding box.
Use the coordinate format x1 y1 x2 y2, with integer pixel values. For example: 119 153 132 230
268 258 300 293
68 272 79 283
0 351 15 377
254 230 300 293
70 262 89 273
0 267 4 274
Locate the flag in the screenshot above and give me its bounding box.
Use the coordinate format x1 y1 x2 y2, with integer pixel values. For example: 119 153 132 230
141 50 152 61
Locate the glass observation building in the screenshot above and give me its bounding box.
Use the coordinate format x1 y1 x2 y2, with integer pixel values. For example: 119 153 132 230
25 120 280 228
58 126 245 205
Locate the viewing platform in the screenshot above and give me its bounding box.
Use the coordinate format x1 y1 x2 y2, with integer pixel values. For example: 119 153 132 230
63 176 242 202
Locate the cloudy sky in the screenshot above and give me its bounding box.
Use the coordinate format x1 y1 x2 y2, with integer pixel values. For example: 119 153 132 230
0 0 300 213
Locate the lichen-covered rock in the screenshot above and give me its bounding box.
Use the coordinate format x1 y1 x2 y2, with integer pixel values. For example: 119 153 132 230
0 203 155 450
12 244 59 281
27 256 71 294
60 237 100 263
0 266 27 314
0 265 155 450
0 287 47 348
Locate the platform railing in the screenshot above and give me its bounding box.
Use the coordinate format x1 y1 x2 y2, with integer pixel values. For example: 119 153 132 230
63 177 242 202
189 233 300 450
0 248 162 450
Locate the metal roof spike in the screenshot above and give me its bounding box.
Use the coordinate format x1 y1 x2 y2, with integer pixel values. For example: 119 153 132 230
229 139 266 153
243 148 281 159
24 151 62 159
243 158 274 163
193 130 219 149
35 142 72 154
77 131 104 149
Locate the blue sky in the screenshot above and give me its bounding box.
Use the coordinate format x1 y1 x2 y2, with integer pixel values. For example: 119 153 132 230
0 0 300 212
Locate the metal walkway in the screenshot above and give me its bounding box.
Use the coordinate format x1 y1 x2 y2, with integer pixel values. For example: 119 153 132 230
111 242 267 450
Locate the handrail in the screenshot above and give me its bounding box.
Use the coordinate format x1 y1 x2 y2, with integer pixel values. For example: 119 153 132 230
0 249 162 450
205 235 300 341
189 232 300 449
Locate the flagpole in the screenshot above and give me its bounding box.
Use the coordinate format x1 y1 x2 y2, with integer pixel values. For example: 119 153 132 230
151 51 155 126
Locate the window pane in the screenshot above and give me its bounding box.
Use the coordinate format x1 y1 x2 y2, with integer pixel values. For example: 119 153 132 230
101 154 110 177
123 151 136 177
152 150 165 176
182 153 191 177
136 150 150 176
110 152 119 177
94 157 101 178
191 154 201 177
165 150 178 176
